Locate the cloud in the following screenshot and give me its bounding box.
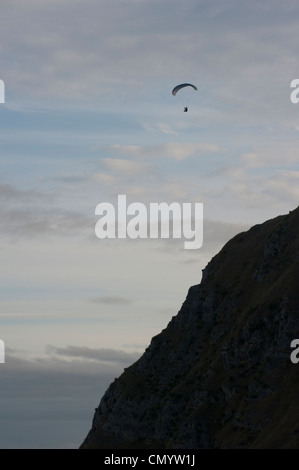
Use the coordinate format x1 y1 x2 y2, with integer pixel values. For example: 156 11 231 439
110 142 222 160
162 143 222 161
47 344 141 364
0 183 47 202
92 172 117 186
0 205 92 240
140 120 178 135
241 145 299 169
0 182 94 240
262 170 299 201
109 144 143 157
101 157 151 176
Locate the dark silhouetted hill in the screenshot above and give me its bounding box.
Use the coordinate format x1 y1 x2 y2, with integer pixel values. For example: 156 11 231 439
80 207 299 449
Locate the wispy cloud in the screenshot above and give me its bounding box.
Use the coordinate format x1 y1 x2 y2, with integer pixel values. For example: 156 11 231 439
109 142 222 160
140 120 178 135
47 344 141 364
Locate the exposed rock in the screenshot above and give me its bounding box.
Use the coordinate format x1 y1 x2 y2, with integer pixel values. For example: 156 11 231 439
80 207 299 449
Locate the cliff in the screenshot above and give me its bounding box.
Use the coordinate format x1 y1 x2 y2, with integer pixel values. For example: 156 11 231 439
80 207 299 449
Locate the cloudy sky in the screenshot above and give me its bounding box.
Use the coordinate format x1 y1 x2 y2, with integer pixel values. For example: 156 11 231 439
1 0 299 448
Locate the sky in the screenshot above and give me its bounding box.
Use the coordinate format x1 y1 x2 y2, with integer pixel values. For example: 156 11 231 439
1 0 299 449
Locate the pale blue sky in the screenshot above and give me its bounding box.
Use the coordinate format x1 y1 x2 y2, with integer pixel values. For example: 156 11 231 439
1 0 299 448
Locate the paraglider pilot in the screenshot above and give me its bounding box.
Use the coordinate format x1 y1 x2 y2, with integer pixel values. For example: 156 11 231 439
172 83 197 113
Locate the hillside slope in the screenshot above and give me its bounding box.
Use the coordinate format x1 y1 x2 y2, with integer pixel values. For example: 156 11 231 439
80 207 299 449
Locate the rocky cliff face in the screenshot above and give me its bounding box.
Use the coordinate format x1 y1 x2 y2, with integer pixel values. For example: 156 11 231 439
80 207 299 449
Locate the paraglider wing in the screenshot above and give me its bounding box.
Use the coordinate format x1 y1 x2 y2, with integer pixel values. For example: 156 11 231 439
172 83 198 96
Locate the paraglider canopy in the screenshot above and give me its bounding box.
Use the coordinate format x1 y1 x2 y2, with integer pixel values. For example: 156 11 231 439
172 83 198 96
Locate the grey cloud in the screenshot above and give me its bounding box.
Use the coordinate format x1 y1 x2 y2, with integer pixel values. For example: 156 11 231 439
0 181 94 239
47 344 141 365
0 183 47 202
0 205 93 239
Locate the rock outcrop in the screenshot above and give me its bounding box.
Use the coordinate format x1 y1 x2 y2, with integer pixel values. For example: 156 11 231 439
80 207 299 449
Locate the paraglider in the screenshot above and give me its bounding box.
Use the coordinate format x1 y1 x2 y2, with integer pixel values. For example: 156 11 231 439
172 83 197 112
172 83 198 96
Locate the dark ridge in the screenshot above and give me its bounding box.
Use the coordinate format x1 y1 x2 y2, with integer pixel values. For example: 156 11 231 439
80 206 299 449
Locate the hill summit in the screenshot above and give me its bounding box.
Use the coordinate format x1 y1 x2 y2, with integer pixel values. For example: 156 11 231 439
80 207 299 449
